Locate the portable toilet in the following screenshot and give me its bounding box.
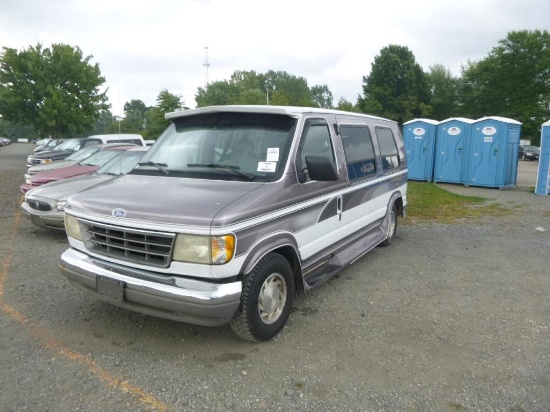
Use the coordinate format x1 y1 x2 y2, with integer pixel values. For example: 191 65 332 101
433 118 475 184
535 120 550 195
403 119 439 181
465 116 521 189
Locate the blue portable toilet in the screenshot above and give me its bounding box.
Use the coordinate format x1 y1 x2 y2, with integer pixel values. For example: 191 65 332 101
535 120 550 195
465 116 521 189
433 118 475 184
403 119 439 181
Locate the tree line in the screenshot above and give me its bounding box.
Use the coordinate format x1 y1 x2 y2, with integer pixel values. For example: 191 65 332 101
1 29 548 145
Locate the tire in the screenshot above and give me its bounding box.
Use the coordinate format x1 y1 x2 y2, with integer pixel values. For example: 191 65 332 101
380 203 398 247
230 253 294 342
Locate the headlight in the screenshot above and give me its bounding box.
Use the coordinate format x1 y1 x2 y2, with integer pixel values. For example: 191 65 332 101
65 214 82 241
56 201 67 211
25 178 31 184
173 234 235 265
41 159 52 164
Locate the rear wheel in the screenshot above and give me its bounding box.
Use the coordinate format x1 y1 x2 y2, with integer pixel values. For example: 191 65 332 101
230 253 294 342
380 203 398 247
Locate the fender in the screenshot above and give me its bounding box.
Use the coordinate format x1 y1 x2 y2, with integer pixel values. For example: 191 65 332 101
240 231 301 275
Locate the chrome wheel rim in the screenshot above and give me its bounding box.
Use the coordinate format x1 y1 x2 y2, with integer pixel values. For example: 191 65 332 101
258 273 287 324
387 208 396 238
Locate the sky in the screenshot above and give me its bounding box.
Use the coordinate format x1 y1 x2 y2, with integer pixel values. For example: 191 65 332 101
1 0 549 117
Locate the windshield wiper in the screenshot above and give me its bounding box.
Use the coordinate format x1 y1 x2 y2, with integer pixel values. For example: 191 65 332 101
138 161 169 175
187 163 254 181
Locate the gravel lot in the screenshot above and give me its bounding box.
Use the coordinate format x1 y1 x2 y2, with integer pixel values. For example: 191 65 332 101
1 143 549 412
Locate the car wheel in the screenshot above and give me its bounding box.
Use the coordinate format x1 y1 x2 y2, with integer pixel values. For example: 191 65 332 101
380 203 398 247
231 253 294 342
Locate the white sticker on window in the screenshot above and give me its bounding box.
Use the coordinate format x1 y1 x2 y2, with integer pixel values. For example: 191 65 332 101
257 162 277 172
266 148 279 162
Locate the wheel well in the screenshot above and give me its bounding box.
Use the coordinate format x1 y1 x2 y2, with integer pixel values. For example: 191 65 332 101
270 245 303 292
394 196 404 218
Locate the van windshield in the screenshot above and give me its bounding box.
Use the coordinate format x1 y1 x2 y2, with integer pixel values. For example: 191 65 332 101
132 112 297 182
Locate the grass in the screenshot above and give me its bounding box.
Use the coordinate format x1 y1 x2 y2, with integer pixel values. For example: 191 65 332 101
403 182 515 225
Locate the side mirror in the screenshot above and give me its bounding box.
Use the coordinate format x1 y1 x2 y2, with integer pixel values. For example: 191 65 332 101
305 155 339 181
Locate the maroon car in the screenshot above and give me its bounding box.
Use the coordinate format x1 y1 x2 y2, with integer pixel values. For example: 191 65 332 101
20 145 136 194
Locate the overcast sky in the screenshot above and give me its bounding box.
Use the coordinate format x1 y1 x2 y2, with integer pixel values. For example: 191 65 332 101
1 0 549 116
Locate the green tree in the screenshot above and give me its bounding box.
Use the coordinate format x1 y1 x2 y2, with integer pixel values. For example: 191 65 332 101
335 97 359 112
459 30 550 144
358 45 431 126
0 43 109 137
147 89 184 138
121 99 147 133
427 64 459 120
195 69 331 108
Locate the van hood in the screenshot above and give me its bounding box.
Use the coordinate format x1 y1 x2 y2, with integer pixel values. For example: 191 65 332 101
66 174 264 227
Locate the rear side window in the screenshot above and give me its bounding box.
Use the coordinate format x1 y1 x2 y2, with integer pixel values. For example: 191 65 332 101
340 125 376 182
375 127 400 172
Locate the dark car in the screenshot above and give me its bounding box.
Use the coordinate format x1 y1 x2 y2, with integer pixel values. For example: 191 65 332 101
20 145 137 194
27 138 102 167
520 145 540 161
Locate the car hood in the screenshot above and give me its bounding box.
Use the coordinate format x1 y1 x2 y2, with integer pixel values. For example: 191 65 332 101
28 159 78 173
66 174 264 227
26 174 113 202
30 165 99 184
31 150 74 160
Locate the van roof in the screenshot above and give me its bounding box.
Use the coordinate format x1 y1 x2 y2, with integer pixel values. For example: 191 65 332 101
165 105 395 124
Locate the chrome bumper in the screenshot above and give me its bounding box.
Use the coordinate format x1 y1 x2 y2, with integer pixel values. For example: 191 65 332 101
59 248 242 327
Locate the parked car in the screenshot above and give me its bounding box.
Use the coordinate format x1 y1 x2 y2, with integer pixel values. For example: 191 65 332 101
27 134 145 167
0 137 11 146
25 143 134 180
22 147 148 230
520 145 540 161
33 138 59 153
20 145 137 194
59 105 407 341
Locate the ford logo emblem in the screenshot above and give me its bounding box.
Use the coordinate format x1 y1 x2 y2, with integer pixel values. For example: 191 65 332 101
112 208 127 218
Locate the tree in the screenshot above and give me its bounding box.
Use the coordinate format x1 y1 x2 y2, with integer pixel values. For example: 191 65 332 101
335 97 359 112
358 45 431 126
121 99 148 133
195 69 332 108
459 30 550 144
427 64 459 120
0 43 109 137
146 89 184 138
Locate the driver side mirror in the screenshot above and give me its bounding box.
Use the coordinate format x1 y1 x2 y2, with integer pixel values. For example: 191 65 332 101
301 155 338 182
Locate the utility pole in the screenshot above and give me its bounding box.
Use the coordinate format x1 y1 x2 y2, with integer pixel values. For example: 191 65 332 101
203 46 210 85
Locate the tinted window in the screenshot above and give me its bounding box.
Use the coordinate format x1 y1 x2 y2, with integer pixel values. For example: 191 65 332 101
340 125 376 181
298 120 334 182
375 127 400 171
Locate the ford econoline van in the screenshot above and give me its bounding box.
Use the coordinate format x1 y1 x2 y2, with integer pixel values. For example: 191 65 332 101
60 106 407 341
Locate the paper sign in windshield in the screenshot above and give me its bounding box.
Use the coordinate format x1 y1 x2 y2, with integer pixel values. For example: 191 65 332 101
257 162 277 172
266 148 279 162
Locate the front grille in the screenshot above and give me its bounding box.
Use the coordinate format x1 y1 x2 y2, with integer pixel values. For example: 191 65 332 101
30 159 42 165
27 200 52 211
82 220 176 268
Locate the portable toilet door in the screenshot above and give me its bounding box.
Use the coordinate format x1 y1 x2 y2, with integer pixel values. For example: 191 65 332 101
433 118 475 184
535 120 550 195
403 119 439 181
466 116 522 188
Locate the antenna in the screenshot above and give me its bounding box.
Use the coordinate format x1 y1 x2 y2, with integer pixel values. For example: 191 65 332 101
203 46 210 85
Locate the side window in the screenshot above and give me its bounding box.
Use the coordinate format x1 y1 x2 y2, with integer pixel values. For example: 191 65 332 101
375 127 400 172
340 125 376 182
299 120 334 182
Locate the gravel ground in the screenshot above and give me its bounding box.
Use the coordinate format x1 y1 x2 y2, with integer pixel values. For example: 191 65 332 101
1 143 549 412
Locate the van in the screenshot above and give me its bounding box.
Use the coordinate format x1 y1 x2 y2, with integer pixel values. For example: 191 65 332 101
59 106 407 341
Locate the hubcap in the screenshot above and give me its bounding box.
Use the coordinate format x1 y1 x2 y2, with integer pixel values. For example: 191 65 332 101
258 273 287 324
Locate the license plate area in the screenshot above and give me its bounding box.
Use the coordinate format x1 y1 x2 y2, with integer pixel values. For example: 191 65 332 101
97 276 125 302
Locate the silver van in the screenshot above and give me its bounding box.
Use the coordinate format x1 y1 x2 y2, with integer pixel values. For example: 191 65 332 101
60 106 407 341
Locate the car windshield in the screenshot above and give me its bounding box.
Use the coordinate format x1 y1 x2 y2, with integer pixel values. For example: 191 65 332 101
132 112 297 182
79 150 125 167
523 145 539 152
57 139 88 152
97 150 147 175
66 146 101 161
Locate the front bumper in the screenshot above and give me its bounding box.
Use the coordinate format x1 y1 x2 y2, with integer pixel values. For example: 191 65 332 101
21 202 65 229
59 248 242 327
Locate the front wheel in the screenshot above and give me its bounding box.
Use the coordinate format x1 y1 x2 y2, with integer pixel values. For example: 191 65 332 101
230 253 294 342
380 203 398 247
